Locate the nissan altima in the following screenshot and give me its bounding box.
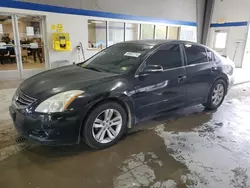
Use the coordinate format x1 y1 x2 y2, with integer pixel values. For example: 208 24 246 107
9 40 235 149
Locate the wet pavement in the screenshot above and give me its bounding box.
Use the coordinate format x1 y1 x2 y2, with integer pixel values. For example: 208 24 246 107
0 83 250 188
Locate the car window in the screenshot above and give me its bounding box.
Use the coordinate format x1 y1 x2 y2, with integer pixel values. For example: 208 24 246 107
206 49 214 62
184 44 208 65
146 44 182 69
83 43 153 74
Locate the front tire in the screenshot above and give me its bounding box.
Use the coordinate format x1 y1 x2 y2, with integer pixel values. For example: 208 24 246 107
82 102 127 149
203 79 227 110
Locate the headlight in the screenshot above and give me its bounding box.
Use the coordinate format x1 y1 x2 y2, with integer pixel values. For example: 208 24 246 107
35 90 84 113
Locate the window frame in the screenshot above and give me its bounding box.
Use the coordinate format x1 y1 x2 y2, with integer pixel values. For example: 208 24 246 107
181 42 209 66
87 19 108 50
205 48 215 62
135 42 185 76
125 23 140 41
107 20 125 47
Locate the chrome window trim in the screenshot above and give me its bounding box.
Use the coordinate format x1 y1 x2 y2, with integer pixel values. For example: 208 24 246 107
134 60 212 78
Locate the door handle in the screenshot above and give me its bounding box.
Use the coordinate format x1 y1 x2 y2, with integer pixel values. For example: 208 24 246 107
178 75 187 82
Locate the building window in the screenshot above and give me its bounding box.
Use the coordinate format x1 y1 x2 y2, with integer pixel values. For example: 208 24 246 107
167 26 180 40
179 26 197 42
155 25 167 39
108 21 124 46
125 23 139 41
141 24 154 39
88 20 107 49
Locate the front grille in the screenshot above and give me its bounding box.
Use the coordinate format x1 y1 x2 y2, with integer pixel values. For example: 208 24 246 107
14 90 36 108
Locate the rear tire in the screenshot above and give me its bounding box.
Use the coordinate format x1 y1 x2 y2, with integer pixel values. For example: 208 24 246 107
203 79 227 110
82 102 127 149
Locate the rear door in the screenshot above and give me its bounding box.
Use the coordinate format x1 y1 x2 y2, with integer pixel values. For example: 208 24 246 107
134 43 187 119
182 43 220 104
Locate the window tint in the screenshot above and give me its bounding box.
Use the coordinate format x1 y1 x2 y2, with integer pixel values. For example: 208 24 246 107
84 43 151 74
184 44 208 65
146 44 182 69
206 49 214 61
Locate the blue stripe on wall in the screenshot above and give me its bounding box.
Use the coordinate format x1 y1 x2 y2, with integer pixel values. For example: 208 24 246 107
210 21 248 27
0 0 197 27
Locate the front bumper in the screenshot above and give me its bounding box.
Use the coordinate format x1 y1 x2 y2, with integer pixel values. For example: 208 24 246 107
9 106 82 145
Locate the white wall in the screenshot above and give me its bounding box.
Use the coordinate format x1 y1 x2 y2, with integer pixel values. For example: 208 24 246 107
208 0 250 67
46 14 87 66
20 0 197 22
211 0 250 22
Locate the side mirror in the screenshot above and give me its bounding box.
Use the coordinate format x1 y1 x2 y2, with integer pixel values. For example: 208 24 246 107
140 65 163 75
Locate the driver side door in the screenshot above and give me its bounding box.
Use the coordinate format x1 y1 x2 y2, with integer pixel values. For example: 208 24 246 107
133 43 187 119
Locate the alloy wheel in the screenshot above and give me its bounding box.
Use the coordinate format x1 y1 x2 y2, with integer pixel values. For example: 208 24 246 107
212 83 224 106
92 109 122 144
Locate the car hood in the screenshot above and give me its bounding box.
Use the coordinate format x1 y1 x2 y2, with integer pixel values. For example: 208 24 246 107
19 65 117 99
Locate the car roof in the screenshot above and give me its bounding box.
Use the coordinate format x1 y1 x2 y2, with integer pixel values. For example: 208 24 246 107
123 39 201 47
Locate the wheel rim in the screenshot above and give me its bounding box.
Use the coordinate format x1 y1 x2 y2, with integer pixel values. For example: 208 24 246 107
212 83 224 106
92 109 122 144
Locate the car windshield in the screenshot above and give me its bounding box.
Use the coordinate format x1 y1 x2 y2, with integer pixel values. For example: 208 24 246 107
82 43 153 74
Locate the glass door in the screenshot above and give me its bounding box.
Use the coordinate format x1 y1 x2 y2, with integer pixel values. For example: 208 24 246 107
0 14 47 80
16 15 46 78
0 14 20 80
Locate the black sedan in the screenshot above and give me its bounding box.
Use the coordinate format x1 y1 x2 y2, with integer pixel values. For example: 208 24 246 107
9 40 235 149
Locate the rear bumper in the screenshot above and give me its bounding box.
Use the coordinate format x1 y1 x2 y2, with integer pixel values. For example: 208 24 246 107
9 106 82 145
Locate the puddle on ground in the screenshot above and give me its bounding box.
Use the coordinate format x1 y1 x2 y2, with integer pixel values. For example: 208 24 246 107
162 112 212 133
0 128 193 188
